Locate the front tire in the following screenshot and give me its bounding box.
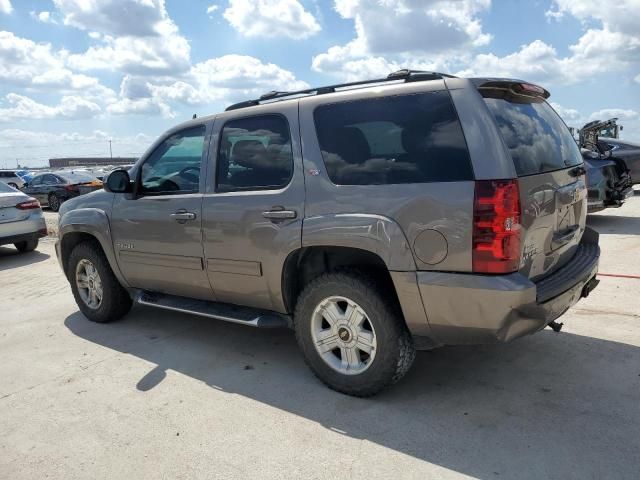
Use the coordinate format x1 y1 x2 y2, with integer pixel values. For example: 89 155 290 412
68 241 132 323
14 239 38 252
294 271 415 397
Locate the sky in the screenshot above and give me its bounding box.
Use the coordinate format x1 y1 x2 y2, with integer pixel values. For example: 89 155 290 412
0 0 639 168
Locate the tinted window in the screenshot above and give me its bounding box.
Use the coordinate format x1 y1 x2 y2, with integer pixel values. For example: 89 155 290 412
313 91 473 185
217 115 293 191
42 174 59 185
30 175 43 186
141 126 205 194
483 95 583 176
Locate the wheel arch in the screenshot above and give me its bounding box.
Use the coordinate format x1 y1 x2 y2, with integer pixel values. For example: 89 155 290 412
58 208 129 287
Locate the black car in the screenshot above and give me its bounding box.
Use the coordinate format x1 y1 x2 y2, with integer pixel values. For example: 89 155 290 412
22 171 103 212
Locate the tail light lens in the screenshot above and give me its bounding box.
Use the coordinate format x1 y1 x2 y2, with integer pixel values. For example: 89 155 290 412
473 179 522 274
16 198 41 210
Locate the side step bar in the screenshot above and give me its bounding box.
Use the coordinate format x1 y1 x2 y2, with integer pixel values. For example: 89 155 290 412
136 291 291 329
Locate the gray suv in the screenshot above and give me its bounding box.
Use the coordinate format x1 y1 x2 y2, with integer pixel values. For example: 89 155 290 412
56 70 600 396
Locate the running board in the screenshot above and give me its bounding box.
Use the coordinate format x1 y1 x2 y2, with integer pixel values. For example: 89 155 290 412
136 291 290 328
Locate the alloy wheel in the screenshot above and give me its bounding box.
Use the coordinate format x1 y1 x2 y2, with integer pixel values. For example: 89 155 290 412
310 296 377 375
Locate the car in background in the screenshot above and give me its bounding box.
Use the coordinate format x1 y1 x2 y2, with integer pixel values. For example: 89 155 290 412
22 171 103 212
0 170 26 190
600 138 640 184
16 170 34 184
0 181 47 253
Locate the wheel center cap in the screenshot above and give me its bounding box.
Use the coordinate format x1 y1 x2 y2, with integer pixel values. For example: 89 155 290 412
338 327 352 342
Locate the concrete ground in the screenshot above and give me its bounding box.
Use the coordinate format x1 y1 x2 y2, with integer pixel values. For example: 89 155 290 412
2 195 639 480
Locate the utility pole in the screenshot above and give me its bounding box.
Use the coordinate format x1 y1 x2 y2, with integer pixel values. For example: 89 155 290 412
109 139 113 159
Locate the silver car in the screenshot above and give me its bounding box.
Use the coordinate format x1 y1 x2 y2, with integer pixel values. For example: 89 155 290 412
0 170 26 190
0 182 47 252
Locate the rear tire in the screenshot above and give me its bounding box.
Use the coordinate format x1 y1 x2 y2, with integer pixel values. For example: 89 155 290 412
294 270 415 397
68 241 132 323
48 193 61 212
14 239 38 252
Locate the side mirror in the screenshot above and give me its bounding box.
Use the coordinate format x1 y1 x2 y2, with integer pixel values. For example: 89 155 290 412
105 170 132 193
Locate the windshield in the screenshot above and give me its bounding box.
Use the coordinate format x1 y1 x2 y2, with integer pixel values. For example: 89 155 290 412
483 95 583 176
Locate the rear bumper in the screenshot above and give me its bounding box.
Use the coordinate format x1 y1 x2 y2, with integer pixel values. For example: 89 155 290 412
414 229 600 345
0 215 47 246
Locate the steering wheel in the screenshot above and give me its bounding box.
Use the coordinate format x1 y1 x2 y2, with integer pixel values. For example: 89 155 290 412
178 166 200 183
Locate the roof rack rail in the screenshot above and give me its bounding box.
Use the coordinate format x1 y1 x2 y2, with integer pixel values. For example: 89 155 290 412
225 69 456 111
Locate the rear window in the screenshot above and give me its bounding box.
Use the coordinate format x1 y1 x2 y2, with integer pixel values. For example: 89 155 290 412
483 95 583 176
314 91 473 185
0 182 16 192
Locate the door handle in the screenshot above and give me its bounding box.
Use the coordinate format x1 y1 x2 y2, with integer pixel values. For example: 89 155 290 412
170 211 197 222
262 208 297 220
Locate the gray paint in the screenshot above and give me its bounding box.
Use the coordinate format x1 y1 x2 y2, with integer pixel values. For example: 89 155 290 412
56 75 599 348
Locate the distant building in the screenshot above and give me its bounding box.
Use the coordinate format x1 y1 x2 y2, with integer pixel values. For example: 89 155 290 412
49 157 137 168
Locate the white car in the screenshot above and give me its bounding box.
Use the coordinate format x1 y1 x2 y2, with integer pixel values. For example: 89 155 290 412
0 170 26 190
0 182 47 252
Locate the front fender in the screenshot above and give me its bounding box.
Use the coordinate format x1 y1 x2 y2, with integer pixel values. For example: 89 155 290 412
58 208 129 287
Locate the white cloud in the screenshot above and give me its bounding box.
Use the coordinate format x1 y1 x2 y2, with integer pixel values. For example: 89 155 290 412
0 93 101 121
0 0 12 15
551 102 582 123
207 3 219 16
313 0 490 78
223 0 320 39
30 11 57 23
55 0 191 75
0 31 115 99
635 73 640 83
114 54 310 112
588 108 639 121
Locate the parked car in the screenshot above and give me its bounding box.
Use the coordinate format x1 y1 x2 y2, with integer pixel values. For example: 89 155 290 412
576 118 634 211
56 70 600 396
0 181 47 252
599 138 640 184
23 171 103 212
16 169 34 184
0 170 26 190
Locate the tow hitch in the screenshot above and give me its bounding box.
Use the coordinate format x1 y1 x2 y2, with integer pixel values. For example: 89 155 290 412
548 320 564 332
581 276 600 298
547 276 600 333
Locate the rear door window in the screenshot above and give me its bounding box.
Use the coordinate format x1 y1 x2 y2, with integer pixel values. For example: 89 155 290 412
482 95 583 176
313 91 473 185
216 115 294 192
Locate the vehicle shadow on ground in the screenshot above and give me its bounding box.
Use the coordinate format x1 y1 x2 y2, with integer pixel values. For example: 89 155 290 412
0 247 50 271
65 308 639 478
587 214 640 235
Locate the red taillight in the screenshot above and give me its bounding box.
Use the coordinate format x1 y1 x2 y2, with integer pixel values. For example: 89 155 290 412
16 198 41 210
473 179 521 274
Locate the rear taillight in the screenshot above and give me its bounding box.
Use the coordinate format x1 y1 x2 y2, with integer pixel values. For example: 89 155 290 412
473 179 521 274
16 199 41 210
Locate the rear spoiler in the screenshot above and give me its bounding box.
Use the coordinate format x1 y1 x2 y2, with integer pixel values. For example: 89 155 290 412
470 78 550 100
